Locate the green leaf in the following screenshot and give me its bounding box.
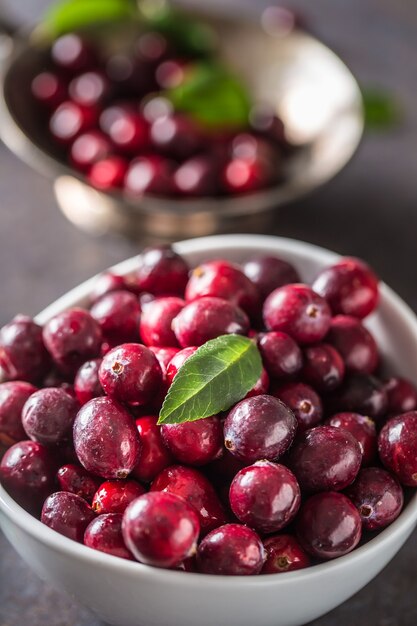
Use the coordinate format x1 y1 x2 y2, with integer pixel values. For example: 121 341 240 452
362 88 401 129
158 335 262 425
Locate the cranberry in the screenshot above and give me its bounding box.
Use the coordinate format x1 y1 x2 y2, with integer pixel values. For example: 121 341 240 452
262 535 310 574
151 465 226 535
88 156 128 190
302 343 345 392
185 260 260 317
197 524 264 575
224 394 297 463
0 441 56 514
273 382 322 431
122 492 200 568
74 359 103 406
296 492 362 560
378 411 417 485
173 297 249 348
230 461 300 534
150 114 204 160
73 397 141 479
132 416 172 483
257 331 302 379
148 347 179 378
135 31 169 64
0 381 37 446
90 290 141 345
222 156 275 194
0 315 50 383
41 491 95 542
84 513 134 560
263 284 331 344
22 387 78 446
49 101 97 145
165 347 197 386
51 34 96 74
135 246 189 297
31 71 67 109
249 105 290 148
327 315 378 375
92 479 145 515
43 308 102 376
174 157 220 197
139 297 184 347
161 416 223 466
289 425 361 492
57 463 101 503
330 374 388 419
313 257 379 319
384 377 417 414
69 71 109 106
124 156 174 196
155 59 186 89
243 255 300 298
70 131 111 172
245 367 270 398
90 272 128 303
99 343 162 406
107 112 149 155
326 412 377 466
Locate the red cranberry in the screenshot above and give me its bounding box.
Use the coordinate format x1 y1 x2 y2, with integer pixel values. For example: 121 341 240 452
326 412 377 466
148 347 179 378
302 343 345 392
230 461 301 534
243 255 300 298
327 315 378 375
161 416 223 466
346 467 403 530
41 491 95 542
135 246 189 297
99 343 162 406
222 156 275 194
132 416 172 483
140 297 184 347
173 297 249 347
155 59 186 89
122 492 200 568
249 104 290 148
69 71 109 106
313 257 379 319
378 411 417 485
185 260 260 317
263 284 331 344
74 359 103 406
90 272 128 303
273 382 322 431
224 394 297 463
150 114 204 160
22 387 78 446
0 441 56 514
51 34 96 74
245 367 270 398
57 463 101 503
165 347 197 386
84 513 134 560
73 397 141 479
330 374 388 419
90 290 141 345
88 156 128 190
107 112 149 155
124 156 174 196
0 381 37 446
92 479 145 515
257 331 302 379
197 524 264 575
289 425 361 492
135 31 169 64
384 377 417 414
70 131 111 172
31 71 67 109
174 157 220 197
0 315 50 383
262 534 310 574
151 465 226 535
296 492 362 560
49 101 97 145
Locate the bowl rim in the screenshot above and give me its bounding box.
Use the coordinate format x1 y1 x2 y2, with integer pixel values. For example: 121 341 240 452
1 233 417 588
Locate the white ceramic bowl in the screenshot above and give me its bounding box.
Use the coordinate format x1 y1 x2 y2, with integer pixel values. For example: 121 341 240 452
1 234 417 626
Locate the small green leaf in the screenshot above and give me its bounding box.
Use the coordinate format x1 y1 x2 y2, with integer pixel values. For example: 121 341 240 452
362 88 401 129
158 335 262 425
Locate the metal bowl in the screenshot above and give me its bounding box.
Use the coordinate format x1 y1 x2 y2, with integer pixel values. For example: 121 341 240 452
0 8 363 240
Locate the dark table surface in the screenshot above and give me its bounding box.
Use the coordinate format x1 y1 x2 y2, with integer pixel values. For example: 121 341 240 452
1 0 417 625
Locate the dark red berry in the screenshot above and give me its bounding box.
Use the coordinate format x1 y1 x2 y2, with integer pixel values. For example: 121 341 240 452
0 381 37 447
330 374 388 419
88 156 128 190
51 34 96 74
0 315 50 383
150 114 204 160
22 387 79 446
155 59 186 89
107 112 149 155
31 71 67 109
41 491 95 542
69 71 110 106
327 315 378 375
148 347 179 378
92 479 145 514
245 367 270 398
346 467 403 530
197 524 264 575
174 157 220 197
84 513 134 560
70 130 111 172
262 534 310 574
49 101 97 145
57 463 101 503
302 343 345 392
140 297 184 347
124 156 174 196
326 412 377 466
135 246 189 297
222 156 275 194
90 290 141 345
161 416 223 466
384 377 417 414
74 359 103 406
273 382 322 431
90 272 128 303
378 411 417 486
243 255 300 299
257 331 302 379
165 347 197 386
132 416 172 483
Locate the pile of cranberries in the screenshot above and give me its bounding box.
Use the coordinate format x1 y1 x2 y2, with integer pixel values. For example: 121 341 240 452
29 30 291 198
1 245 416 576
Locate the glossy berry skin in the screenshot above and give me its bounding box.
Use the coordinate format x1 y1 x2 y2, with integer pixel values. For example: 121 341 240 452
57 463 101 503
243 256 300 299
296 492 362 560
92 479 146 514
224 394 297 463
312 257 379 319
88 156 128 190
330 374 388 419
0 441 57 514
302 343 345 392
185 260 259 318
262 535 311 574
150 114 204 160
174 156 220 197
273 382 322 432
245 367 270 398
74 359 103 406
51 34 95 74
90 290 141 345
222 156 275 194
31 71 67 109
230 461 301 534
197 524 264 576
122 492 200 568
69 71 110 107
151 465 226 535
326 412 377 466
41 492 95 542
288 425 361 493
90 272 128 303
346 467 403 531
124 156 174 196
378 411 417 486
263 284 331 344
73 397 141 479
70 131 111 172
172 297 249 348
140 297 185 347
165 347 197 386
384 377 417 414
257 331 302 379
107 112 149 155
0 315 50 383
0 381 37 446
132 416 173 483
148 347 179 378
161 416 223 466
84 513 134 560
22 387 79 446
49 101 97 145
327 315 378 375
135 246 189 297
43 308 102 376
